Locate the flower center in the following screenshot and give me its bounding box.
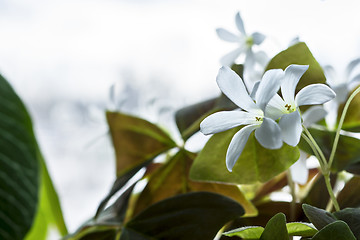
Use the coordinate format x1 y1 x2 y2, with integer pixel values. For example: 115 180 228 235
246 36 254 47
255 116 263 122
284 104 296 113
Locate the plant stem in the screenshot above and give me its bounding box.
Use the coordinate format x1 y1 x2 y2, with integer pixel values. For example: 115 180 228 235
328 85 360 168
286 169 296 221
302 126 328 168
323 172 340 212
301 133 325 170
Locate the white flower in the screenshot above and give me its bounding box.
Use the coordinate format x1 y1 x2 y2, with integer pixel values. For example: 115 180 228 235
323 58 360 129
290 105 327 184
216 12 268 91
200 66 284 171
266 64 336 147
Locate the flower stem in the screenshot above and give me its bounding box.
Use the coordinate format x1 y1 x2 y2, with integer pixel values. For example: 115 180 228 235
323 172 340 212
302 126 328 168
328 85 360 168
286 169 296 221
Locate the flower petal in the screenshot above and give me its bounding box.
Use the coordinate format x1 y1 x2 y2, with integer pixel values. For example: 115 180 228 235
216 28 240 42
346 58 360 79
290 151 308 185
226 124 258 171
265 94 287 120
255 69 284 112
282 65 309 104
255 117 283 149
200 110 257 135
278 111 302 146
323 65 338 87
216 66 260 113
235 12 246 35
348 73 360 89
251 32 266 45
302 106 327 127
220 47 244 66
254 50 269 67
295 84 336 106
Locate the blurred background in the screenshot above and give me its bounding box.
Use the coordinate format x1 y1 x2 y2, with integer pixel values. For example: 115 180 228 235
1 0 360 236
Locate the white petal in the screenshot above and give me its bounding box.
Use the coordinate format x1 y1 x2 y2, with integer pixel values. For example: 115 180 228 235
348 73 360 89
323 65 338 87
255 69 284 112
278 111 302 146
220 47 244 66
290 151 308 185
226 124 258 171
251 32 266 45
265 94 287 120
346 58 360 79
254 50 269 67
302 106 327 127
295 84 336 106
250 81 260 99
282 65 309 104
235 12 246 35
200 110 257 135
255 117 283 149
216 28 240 42
332 83 348 103
216 66 260 113
323 100 339 130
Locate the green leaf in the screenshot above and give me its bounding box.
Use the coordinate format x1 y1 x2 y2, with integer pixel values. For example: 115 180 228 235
337 85 360 132
0 74 40 239
223 226 264 239
302 204 336 230
337 176 360 208
106 111 176 177
131 150 256 218
25 157 68 239
121 192 245 240
333 208 360 238
189 127 299 184
298 128 360 173
266 42 326 90
303 174 337 209
312 221 356 240
260 213 288 240
286 222 317 237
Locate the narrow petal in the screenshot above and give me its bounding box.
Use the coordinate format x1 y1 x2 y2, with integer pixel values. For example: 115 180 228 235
332 83 348 103
278 111 302 146
226 124 258 171
220 47 244 66
295 84 336 106
265 94 287 120
255 69 284 112
251 32 266 45
254 50 269 67
200 110 257 135
216 66 260 113
348 73 360 89
290 151 308 185
345 58 360 79
302 106 327 127
323 100 339 130
323 65 338 87
255 117 283 149
216 28 240 42
235 12 246 35
282 65 309 104
250 81 260 100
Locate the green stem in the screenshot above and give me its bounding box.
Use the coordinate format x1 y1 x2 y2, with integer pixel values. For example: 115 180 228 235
328 85 360 168
323 172 340 212
286 170 296 221
302 126 328 168
301 133 325 170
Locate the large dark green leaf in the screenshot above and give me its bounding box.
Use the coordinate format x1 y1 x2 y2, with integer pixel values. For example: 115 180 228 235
338 85 360 132
312 221 356 240
0 74 39 239
106 111 176 177
333 208 360 238
260 213 288 240
337 176 360 209
302 204 336 230
120 192 245 240
298 128 360 173
266 42 326 91
131 150 256 218
303 174 337 209
189 127 299 184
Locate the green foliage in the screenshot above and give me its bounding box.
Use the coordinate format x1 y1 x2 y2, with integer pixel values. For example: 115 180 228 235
0 74 66 239
338 85 360 132
311 221 356 240
337 176 360 208
106 111 177 177
190 127 299 184
266 42 326 90
121 192 245 240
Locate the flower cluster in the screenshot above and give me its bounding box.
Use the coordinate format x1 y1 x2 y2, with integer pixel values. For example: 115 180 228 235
200 65 336 171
